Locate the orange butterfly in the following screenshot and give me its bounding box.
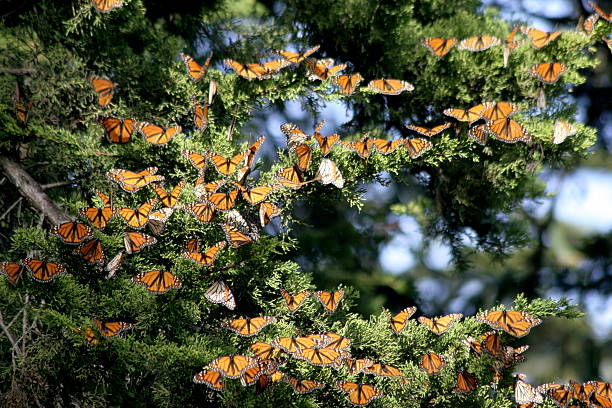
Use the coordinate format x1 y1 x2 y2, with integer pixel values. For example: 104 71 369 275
204 151 247 176
21 258 67 282
316 158 344 188
481 102 520 122
138 122 181 145
487 117 531 143
583 14 599 34
259 202 281 227
180 52 211 82
192 98 209 131
418 313 463 335
233 182 280 206
333 73 363 95
338 134 374 159
92 0 123 13
49 221 93 244
421 37 457 57
335 381 383 406
194 177 226 200
536 383 567 406
590 1 612 21
182 240 226 267
243 135 266 169
0 262 25 285
107 167 164 193
193 368 225 390
123 231 157 254
322 332 351 351
468 124 489 145
404 138 433 159
292 143 312 172
390 306 417 334
205 280 235 310
553 121 576 145
570 380 596 404
273 45 320 63
521 26 562 49
184 201 216 223
15 99 32 124
145 206 172 234
181 150 208 173
455 369 478 394
504 25 524 67
208 355 257 378
222 223 253 248
131 270 182 294
481 331 503 356
150 181 185 208
406 123 452 137
363 362 405 378
344 358 374 374
284 377 325 394
94 318 132 337
98 117 136 144
79 190 115 230
223 59 270 80
280 289 311 312
208 189 240 211
294 346 341 366
250 342 281 359
275 165 317 190
313 129 340 157
240 360 278 387
74 239 105 264
457 36 501 51
419 351 446 375
372 138 404 155
314 290 344 313
262 59 292 75
476 309 541 338
530 62 566 84
367 79 414 95
588 381 612 407
89 76 115 107
305 58 346 80
272 336 317 354
117 198 157 229
255 370 284 394
443 103 490 123
280 122 310 150
222 316 277 337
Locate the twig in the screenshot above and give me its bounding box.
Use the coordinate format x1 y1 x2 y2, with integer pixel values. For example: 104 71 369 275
41 181 74 190
0 197 22 220
0 67 37 75
0 310 21 355
227 106 239 141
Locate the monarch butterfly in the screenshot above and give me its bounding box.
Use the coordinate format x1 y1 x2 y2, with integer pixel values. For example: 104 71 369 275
481 102 520 123
250 342 281 359
104 250 124 279
569 380 596 403
182 241 226 267
372 138 404 155
344 358 374 374
406 123 452 137
232 183 280 206
79 190 115 230
583 14 599 34
150 181 185 209
363 362 405 378
222 223 253 248
88 76 115 107
316 158 344 188
74 239 105 264
259 202 281 227
338 134 374 159
275 165 316 190
226 209 260 239
305 58 347 80
404 138 433 159
93 318 132 337
515 375 544 404
418 313 463 335
193 368 225 390
421 37 457 57
487 117 531 144
204 151 247 176
15 99 32 124
184 201 216 223
107 167 164 193
294 346 341 366
273 45 320 63
333 73 363 95
480 331 503 356
457 36 501 51
476 310 542 338
91 0 123 12
419 351 446 375
335 381 383 406
223 59 270 80
147 207 173 234
222 316 277 337
208 355 257 379
521 26 562 49
322 332 351 351
255 370 284 394
590 1 612 21
280 289 311 312
284 377 325 394
530 62 566 84
280 122 310 150
389 306 417 334
367 79 414 95
468 124 489 145
205 280 236 309
181 150 208 172
21 258 67 282
293 143 312 172
117 199 157 229
194 178 226 200
262 59 292 74
588 381 612 407
314 290 344 313
131 269 182 294
455 369 478 394
313 132 340 156
137 122 181 145
240 363 269 387
461 335 483 356
504 25 524 67
180 52 211 82
0 262 25 285
123 231 157 254
272 336 318 354
208 189 240 211
98 116 136 144
443 103 490 124
192 98 209 131
49 221 93 244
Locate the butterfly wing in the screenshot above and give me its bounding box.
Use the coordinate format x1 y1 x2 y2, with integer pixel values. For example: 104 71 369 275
314 290 344 313
131 270 182 294
49 221 93 244
487 117 531 143
74 239 105 264
521 26 562 49
421 37 457 57
123 232 157 254
418 313 463 335
89 76 115 106
223 316 276 337
92 0 124 13
273 45 320 63
193 369 225 390
530 62 566 84
457 36 501 51
333 74 363 95
205 280 235 309
419 352 446 375
404 138 433 159
390 306 417 334
0 262 25 285
455 370 478 394
94 319 132 337
98 117 135 144
367 79 414 95
22 258 67 282
280 289 311 312
316 158 344 188
284 377 325 394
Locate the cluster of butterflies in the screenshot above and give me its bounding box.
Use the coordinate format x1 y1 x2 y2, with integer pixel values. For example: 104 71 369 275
514 373 611 408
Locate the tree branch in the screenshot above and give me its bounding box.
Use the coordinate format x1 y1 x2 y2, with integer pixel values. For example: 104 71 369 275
0 67 37 75
41 181 74 190
0 155 72 225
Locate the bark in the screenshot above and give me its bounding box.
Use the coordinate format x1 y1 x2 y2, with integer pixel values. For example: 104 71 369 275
0 155 71 225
